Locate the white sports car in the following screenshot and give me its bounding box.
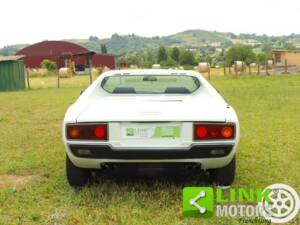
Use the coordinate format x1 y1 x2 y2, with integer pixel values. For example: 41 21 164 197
63 69 239 186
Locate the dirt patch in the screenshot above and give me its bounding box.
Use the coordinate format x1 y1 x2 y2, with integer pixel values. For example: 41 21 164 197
0 174 34 189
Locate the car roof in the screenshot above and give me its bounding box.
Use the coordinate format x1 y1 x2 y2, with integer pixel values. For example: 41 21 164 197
101 69 200 77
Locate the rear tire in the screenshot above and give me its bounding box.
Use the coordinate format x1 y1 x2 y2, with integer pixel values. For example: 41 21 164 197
66 155 91 187
209 155 236 186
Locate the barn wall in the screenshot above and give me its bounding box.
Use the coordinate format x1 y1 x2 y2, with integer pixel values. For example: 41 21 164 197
23 55 87 68
92 54 116 69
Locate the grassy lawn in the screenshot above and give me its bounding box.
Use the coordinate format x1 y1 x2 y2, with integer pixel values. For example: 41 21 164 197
0 74 299 224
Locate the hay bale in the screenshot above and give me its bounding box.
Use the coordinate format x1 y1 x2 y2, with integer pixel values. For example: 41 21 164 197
234 61 246 72
130 65 138 69
152 64 161 69
198 62 210 73
267 60 273 69
59 67 72 78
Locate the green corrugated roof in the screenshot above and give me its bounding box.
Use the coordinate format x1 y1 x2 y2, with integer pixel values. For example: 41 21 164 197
0 55 24 62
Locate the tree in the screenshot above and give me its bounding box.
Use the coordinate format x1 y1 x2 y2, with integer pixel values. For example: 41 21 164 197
146 48 155 66
256 53 268 64
40 59 57 72
179 50 195 65
261 42 272 54
160 58 177 67
284 43 296 51
157 46 167 63
89 36 99 41
101 44 107 54
224 44 256 65
171 47 180 62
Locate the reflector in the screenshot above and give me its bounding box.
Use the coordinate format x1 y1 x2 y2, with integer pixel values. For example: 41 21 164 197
68 127 80 139
221 126 233 138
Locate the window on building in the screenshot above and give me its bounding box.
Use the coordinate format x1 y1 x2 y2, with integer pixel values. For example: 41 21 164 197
275 53 281 63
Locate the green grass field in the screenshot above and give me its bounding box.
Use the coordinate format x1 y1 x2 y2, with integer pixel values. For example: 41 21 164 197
0 74 299 224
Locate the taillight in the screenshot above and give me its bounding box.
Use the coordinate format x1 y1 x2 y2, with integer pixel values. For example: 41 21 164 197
194 123 235 140
66 124 108 140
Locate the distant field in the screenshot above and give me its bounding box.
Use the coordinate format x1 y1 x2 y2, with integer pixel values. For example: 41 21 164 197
0 74 299 224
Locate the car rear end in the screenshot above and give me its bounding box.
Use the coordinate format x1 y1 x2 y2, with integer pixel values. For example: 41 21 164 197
63 70 239 186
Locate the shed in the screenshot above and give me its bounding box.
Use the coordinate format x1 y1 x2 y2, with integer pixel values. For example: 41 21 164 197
272 50 300 69
0 55 25 91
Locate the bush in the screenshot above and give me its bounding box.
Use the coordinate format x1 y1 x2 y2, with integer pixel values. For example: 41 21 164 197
160 58 177 67
179 50 195 65
40 59 57 72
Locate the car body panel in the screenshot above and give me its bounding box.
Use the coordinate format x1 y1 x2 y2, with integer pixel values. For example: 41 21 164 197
62 69 240 170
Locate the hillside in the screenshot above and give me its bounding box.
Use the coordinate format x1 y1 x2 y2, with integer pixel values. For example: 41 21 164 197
1 29 300 56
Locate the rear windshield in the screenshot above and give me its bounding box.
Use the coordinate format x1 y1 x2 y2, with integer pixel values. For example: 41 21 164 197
101 75 200 94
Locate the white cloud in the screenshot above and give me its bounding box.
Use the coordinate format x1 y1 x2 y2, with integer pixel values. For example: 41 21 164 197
0 0 299 47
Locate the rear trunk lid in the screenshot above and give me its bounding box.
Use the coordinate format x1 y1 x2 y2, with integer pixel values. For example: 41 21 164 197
76 95 227 123
76 95 227 148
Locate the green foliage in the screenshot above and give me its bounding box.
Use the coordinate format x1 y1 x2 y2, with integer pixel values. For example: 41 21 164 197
40 59 57 72
0 44 28 56
101 44 107 54
224 44 256 65
89 36 99 41
160 58 177 67
179 50 195 65
256 53 269 64
261 42 272 54
171 47 180 62
284 43 296 50
95 67 103 74
157 46 168 63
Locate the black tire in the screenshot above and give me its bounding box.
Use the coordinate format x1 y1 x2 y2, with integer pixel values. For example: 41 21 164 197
209 155 236 186
66 155 91 187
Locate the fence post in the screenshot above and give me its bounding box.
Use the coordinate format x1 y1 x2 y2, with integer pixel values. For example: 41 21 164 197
26 68 30 89
257 64 260 75
284 59 288 74
234 62 237 75
88 55 93 84
266 61 269 76
229 64 231 74
57 70 60 88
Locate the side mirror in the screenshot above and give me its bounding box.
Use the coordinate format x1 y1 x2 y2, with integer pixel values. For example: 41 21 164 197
80 89 85 95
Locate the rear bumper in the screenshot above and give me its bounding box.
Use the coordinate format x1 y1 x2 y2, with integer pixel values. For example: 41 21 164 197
69 144 234 159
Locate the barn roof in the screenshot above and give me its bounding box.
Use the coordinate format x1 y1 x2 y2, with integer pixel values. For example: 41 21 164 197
16 41 89 57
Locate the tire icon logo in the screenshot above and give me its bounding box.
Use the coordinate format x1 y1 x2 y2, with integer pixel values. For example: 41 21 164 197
261 183 300 223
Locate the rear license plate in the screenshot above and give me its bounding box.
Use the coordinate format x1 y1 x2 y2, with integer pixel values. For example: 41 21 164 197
121 123 181 139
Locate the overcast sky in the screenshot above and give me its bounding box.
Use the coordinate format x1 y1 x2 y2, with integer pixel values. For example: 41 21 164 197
1 0 300 47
